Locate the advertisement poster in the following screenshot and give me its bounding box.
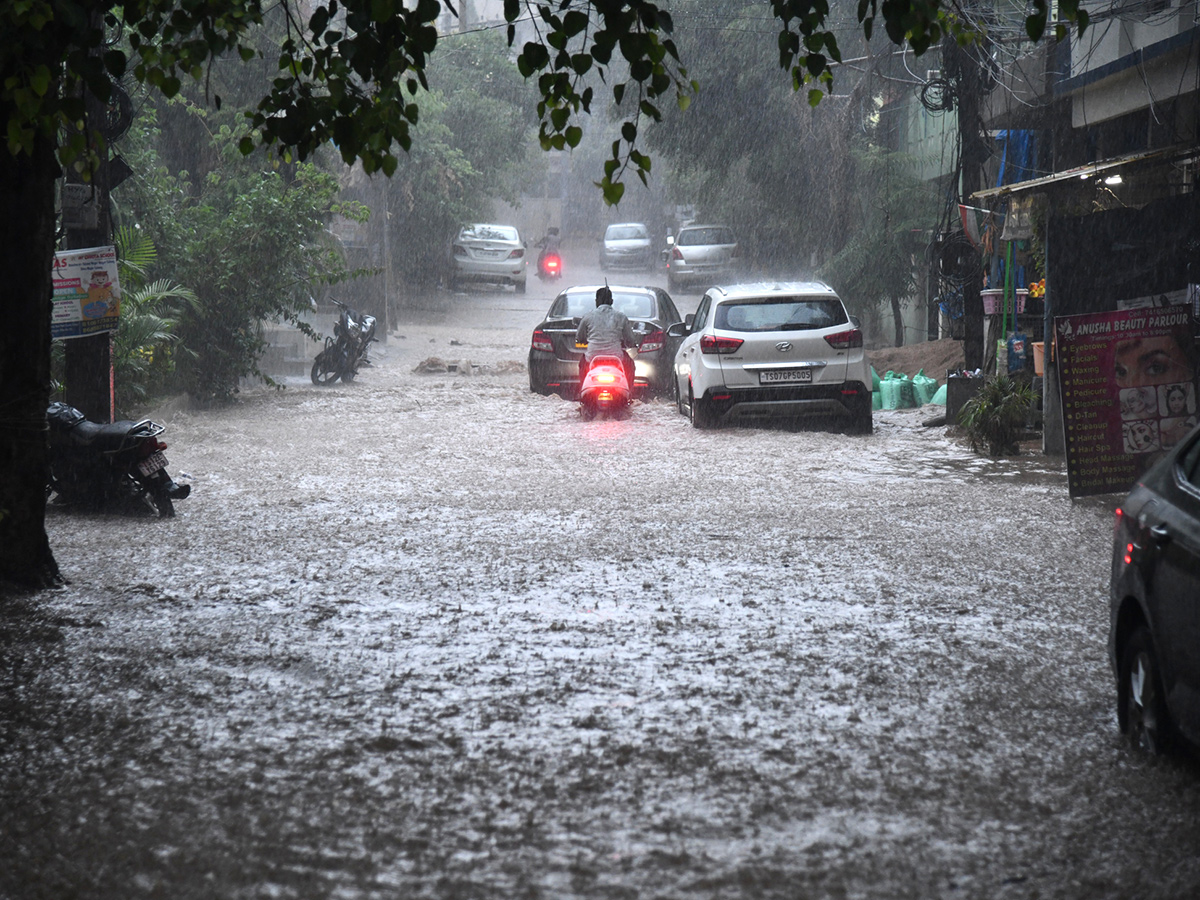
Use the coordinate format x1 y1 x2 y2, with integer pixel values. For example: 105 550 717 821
51 245 121 340
1056 303 1198 497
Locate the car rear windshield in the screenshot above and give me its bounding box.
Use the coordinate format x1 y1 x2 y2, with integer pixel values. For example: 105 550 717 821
678 227 734 247
715 297 847 332
606 225 648 241
552 291 656 319
460 224 519 242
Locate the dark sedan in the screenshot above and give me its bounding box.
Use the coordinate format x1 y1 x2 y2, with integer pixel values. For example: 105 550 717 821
528 284 684 399
1110 416 1200 755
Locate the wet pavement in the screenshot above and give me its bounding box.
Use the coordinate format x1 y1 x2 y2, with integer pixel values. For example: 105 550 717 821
4 278 1200 899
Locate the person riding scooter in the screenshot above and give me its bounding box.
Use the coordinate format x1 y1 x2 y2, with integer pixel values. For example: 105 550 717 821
576 285 637 391
535 227 562 274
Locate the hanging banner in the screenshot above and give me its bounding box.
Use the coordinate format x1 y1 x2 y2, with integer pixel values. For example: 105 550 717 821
51 245 121 340
1056 302 1198 497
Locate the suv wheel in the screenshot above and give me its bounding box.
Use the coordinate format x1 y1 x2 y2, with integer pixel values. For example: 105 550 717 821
689 386 714 429
846 390 873 435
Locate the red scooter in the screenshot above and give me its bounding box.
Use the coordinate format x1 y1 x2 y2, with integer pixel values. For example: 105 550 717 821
537 251 563 281
578 355 632 419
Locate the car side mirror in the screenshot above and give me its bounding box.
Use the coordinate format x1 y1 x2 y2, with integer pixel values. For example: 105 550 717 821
684 313 695 330
667 322 688 338
849 315 861 329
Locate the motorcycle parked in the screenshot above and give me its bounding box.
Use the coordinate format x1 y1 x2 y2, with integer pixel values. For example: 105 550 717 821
46 402 191 517
578 355 633 420
311 298 377 385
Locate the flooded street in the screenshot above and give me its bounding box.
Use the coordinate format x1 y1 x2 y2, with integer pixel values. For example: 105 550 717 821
5 274 1200 899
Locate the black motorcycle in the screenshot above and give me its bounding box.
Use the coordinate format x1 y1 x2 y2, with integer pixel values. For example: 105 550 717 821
46 402 191 517
311 298 377 385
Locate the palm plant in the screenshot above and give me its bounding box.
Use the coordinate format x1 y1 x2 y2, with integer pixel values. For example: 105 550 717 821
958 376 1035 456
111 225 200 413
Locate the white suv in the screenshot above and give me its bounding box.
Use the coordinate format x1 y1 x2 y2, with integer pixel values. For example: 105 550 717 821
668 282 872 432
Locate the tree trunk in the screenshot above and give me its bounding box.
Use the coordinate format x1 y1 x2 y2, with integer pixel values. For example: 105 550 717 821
891 294 905 347
0 136 62 590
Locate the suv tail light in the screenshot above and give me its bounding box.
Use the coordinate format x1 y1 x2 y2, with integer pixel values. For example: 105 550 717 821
671 247 684 261
824 328 863 350
700 334 743 354
639 329 665 353
531 329 554 353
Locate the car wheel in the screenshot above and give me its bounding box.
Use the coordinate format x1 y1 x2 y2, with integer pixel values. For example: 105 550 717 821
1121 626 1172 755
846 391 873 435
689 386 714 429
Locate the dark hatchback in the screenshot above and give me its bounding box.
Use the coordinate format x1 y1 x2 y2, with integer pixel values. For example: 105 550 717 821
528 284 684 399
1110 417 1200 755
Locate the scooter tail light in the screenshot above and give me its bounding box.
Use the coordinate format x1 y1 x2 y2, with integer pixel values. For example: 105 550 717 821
700 334 743 354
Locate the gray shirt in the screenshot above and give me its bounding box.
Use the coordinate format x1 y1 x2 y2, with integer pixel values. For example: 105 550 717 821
575 305 637 363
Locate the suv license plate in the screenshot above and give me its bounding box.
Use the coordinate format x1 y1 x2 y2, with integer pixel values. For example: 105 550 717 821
760 369 811 384
137 451 168 477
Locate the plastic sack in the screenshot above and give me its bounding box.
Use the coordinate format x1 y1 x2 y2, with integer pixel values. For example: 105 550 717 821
880 371 917 409
912 368 939 405
872 390 882 410
930 382 948 405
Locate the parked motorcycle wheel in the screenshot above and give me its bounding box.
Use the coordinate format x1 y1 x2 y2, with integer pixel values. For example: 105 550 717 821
311 337 343 385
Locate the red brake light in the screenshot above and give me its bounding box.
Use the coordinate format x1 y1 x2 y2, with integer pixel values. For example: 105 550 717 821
824 328 863 350
1123 542 1134 566
671 247 683 261
700 334 743 355
640 329 665 353
546 257 560 270
531 329 554 353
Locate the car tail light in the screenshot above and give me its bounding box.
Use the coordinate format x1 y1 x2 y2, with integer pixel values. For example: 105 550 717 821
531 329 554 353
508 248 525 259
671 247 684 261
453 244 467 257
824 328 863 350
640 329 665 353
700 334 743 354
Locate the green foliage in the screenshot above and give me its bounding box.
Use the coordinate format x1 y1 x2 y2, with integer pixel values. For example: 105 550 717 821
114 98 362 404
958 375 1034 457
4 0 1090 194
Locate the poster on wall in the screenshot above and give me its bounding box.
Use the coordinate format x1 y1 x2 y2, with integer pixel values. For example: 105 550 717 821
1056 302 1198 498
51 245 121 340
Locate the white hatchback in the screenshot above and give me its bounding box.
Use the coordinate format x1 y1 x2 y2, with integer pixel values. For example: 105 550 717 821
668 282 873 432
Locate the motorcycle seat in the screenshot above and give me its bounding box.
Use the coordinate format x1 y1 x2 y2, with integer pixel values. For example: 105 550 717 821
69 419 159 449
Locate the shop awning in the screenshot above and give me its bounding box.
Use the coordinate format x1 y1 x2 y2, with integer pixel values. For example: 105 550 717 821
971 145 1198 201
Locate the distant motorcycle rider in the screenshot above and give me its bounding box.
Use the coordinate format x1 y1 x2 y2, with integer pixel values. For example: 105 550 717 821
576 285 637 390
536 226 561 271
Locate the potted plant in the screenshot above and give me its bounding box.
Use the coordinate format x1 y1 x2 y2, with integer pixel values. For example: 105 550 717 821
958 375 1035 456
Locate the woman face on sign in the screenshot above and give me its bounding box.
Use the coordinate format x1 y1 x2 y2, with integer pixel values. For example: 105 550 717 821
1114 334 1194 388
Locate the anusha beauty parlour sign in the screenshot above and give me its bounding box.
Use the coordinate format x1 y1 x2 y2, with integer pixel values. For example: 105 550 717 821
1056 303 1198 498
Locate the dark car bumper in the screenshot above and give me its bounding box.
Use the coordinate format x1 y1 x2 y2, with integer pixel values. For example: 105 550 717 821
529 349 666 398
699 381 869 421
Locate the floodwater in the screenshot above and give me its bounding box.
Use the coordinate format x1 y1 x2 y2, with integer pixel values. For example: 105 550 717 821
4 278 1200 899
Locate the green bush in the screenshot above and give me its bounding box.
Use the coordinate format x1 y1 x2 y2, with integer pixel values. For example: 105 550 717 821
958 376 1034 456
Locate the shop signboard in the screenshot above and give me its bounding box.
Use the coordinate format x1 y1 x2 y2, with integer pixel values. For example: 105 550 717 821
1056 302 1198 497
51 245 121 340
